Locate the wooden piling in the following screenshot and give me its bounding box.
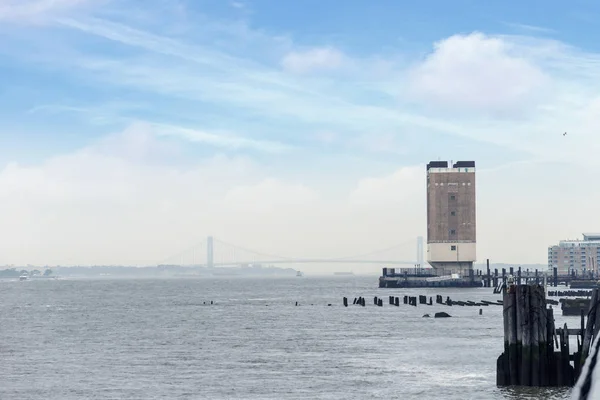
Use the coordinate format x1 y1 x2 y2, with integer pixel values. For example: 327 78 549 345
593 288 600 340
507 286 519 385
343 297 348 307
547 306 556 386
581 288 598 365
539 287 549 387
495 268 499 287
521 285 532 386
531 285 541 386
516 283 524 383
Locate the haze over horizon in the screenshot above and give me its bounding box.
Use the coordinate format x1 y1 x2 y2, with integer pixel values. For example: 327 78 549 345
1 0 599 272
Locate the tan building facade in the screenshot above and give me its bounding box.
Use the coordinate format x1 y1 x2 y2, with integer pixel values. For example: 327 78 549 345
548 233 600 275
426 160 476 276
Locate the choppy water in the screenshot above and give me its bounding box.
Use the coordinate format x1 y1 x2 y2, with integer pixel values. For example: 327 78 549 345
0 276 573 399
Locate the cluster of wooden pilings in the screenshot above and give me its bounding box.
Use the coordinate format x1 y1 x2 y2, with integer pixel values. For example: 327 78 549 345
549 290 592 297
343 297 366 307
497 285 600 387
481 260 550 289
343 295 501 308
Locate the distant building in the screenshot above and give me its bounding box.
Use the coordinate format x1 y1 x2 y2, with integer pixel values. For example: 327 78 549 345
548 233 600 275
426 160 476 276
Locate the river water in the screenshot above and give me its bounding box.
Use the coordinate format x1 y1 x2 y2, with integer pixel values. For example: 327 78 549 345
0 276 573 399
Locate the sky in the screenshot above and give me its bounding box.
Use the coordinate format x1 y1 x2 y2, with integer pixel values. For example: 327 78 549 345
1 0 600 271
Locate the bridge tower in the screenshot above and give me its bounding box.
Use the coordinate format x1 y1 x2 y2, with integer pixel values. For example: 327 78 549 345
207 236 214 268
417 236 424 267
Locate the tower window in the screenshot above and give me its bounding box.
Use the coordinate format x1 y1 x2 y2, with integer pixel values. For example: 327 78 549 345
450 229 456 235
451 211 456 216
451 245 457 251
450 195 456 200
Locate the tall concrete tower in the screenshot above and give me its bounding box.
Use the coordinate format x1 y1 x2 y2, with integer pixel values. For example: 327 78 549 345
426 160 476 276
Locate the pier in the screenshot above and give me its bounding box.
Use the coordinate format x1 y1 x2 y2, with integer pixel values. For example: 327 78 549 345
379 260 599 290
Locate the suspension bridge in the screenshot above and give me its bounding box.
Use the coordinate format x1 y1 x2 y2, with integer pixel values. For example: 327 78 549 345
157 236 425 267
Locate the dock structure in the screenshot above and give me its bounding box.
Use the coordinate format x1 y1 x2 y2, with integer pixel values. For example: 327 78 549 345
378 266 482 288
497 285 600 388
377 261 578 289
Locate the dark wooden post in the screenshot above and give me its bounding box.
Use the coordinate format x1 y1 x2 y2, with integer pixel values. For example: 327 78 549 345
581 289 598 365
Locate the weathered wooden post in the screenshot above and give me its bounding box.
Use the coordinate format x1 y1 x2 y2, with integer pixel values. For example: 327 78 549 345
494 269 499 287
343 297 348 307
486 259 491 288
531 285 541 386
581 289 599 366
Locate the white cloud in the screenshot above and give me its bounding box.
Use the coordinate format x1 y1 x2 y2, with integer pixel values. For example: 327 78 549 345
408 32 549 115
153 124 291 153
281 47 346 73
351 132 408 155
223 178 319 213
504 22 556 34
0 0 100 21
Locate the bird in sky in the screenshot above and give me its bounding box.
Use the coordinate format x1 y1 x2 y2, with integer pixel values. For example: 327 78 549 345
563 132 567 136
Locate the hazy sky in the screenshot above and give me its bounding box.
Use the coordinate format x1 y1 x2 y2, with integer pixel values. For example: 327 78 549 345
1 0 599 271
